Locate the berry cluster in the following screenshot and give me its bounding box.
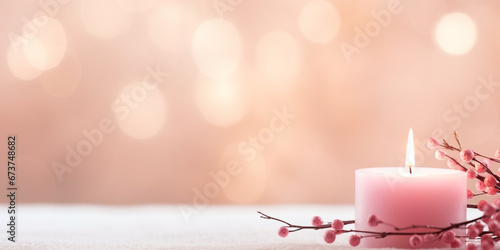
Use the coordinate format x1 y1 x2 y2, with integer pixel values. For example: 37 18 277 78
260 201 500 249
259 131 500 249
428 132 500 198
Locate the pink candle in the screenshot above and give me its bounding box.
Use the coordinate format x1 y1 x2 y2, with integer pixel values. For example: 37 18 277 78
355 167 466 248
355 129 466 248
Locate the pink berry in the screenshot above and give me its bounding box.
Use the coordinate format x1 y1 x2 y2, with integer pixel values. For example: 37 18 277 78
488 220 500 231
482 159 491 168
467 225 479 238
486 187 498 196
481 234 494 249
441 230 456 244
493 198 500 208
484 233 494 242
484 174 497 187
465 243 478 250
323 229 336 244
467 169 477 179
349 235 361 247
476 181 486 192
278 226 289 238
367 214 380 227
482 243 494 250
475 162 487 173
483 203 496 217
423 234 436 243
409 234 423 247
460 149 474 163
312 216 323 227
332 219 344 231
427 138 440 149
492 212 500 223
495 149 500 159
478 200 488 211
475 221 484 233
450 238 462 248
467 189 474 199
435 149 447 160
447 159 461 171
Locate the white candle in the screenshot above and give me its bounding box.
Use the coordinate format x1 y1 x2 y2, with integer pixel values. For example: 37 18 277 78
355 129 467 248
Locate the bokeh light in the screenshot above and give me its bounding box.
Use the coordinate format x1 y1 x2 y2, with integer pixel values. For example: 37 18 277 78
268 133 342 203
115 83 167 139
6 46 42 80
116 0 157 12
81 0 136 38
23 18 67 71
192 19 242 79
3 0 500 206
255 31 302 86
298 0 340 43
40 49 81 98
196 77 247 127
148 3 188 52
435 12 477 55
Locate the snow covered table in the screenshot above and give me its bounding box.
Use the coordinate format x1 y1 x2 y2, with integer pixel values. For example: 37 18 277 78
0 204 482 249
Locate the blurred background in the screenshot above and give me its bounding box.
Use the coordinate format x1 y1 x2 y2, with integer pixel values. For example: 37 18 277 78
1 0 500 205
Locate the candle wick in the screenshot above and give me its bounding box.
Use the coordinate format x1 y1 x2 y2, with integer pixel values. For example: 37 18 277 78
409 165 412 174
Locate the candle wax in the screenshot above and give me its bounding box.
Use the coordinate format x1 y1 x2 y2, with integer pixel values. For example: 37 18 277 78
355 167 466 248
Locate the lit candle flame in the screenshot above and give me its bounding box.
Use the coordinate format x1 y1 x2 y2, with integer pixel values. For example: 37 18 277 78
406 128 415 174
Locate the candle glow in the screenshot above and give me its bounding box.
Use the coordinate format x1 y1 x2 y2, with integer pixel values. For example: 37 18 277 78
405 128 415 174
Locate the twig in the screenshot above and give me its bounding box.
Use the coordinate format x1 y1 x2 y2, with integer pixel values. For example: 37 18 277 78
258 209 494 239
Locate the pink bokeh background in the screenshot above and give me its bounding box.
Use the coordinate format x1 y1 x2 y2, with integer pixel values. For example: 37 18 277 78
2 0 500 204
